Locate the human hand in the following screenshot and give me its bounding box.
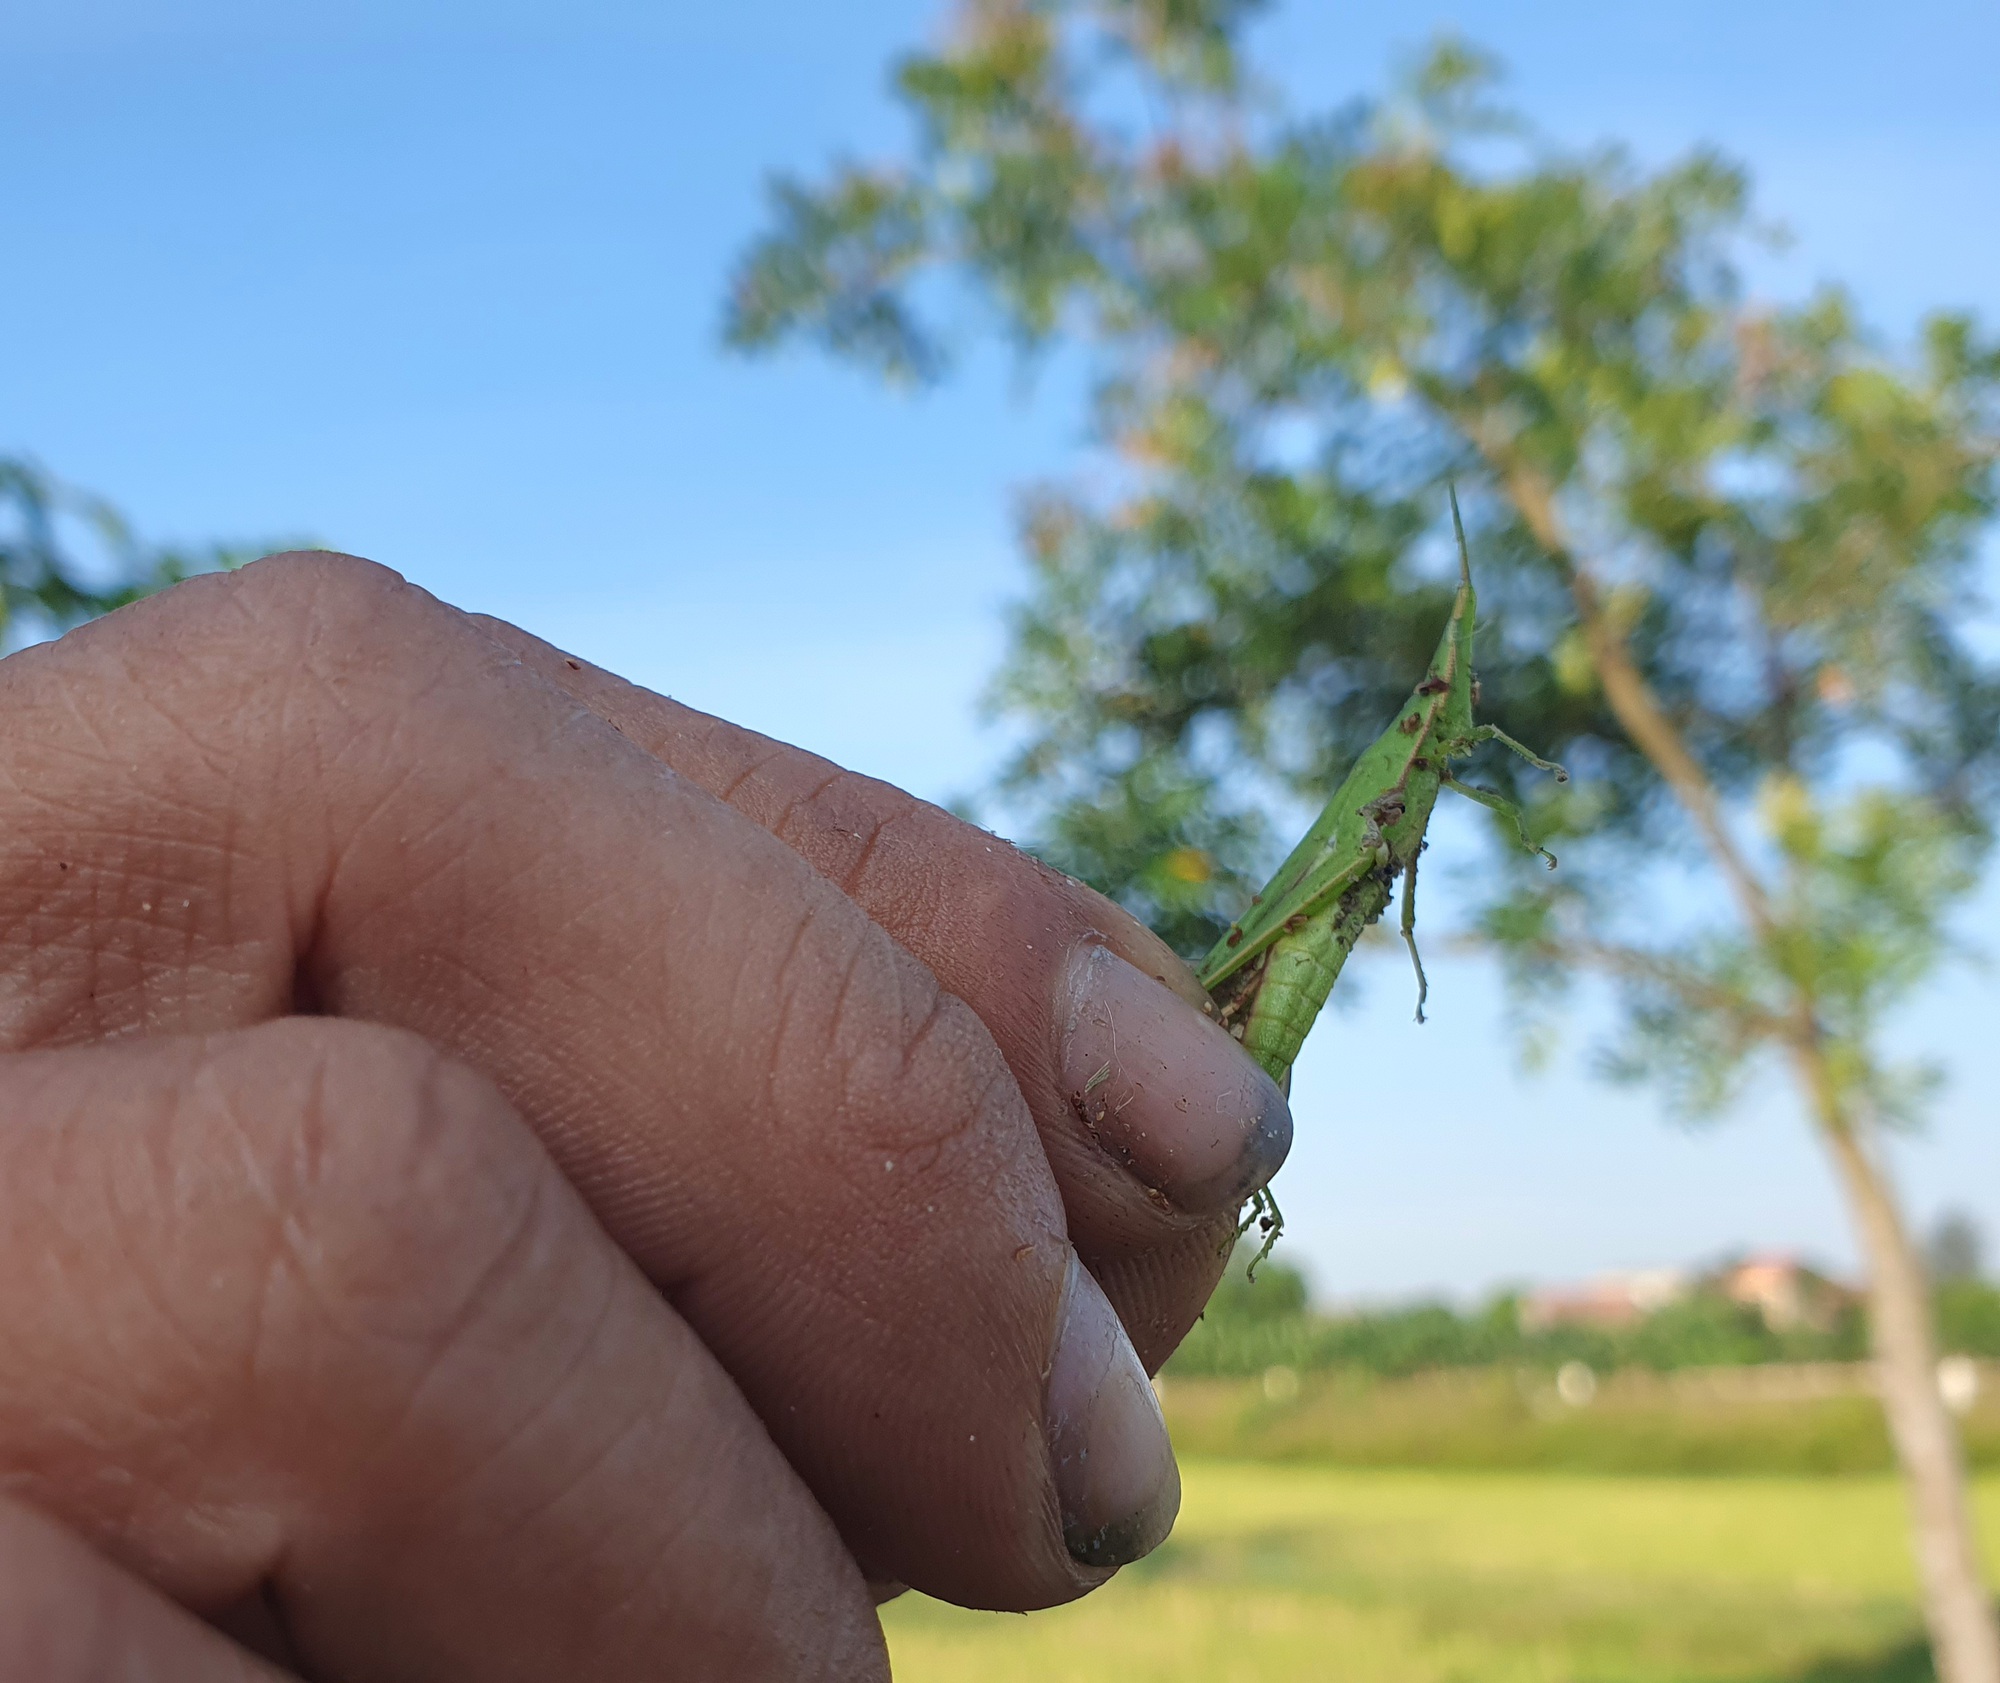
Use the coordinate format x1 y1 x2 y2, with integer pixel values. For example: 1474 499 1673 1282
0 554 1291 1679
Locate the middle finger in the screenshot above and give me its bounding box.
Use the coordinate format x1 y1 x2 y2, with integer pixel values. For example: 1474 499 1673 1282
472 616 1293 1369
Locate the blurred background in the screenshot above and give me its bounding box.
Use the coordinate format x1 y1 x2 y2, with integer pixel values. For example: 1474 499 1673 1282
7 2 2000 1678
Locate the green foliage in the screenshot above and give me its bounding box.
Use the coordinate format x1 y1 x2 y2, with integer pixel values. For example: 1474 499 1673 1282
1597 781 1981 1120
1175 1258 2000 1380
1195 1253 1311 1325
1171 1261 1870 1379
1937 1280 2000 1357
0 456 265 651
1028 745 1272 957
727 173 940 382
726 2 2000 1141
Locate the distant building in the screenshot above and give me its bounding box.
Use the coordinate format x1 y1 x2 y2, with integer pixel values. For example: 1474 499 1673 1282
1520 1268 1692 1332
1716 1254 1854 1333
1520 1254 1857 1336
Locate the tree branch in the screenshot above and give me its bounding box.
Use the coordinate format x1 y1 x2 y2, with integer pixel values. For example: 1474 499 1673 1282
1497 462 1782 946
1536 934 1789 1040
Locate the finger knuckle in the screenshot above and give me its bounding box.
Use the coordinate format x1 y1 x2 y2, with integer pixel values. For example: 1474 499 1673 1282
216 548 419 639
789 922 1034 1203
156 549 463 719
771 766 925 900
228 1019 554 1354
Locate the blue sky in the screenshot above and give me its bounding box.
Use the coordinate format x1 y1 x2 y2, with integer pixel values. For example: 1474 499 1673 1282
6 0 1998 1300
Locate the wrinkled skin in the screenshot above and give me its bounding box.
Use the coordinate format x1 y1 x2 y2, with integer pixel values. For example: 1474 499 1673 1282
0 554 1291 1680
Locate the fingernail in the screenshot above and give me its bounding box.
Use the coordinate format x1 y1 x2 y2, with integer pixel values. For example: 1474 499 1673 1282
1046 1252 1180 1568
1059 945 1292 1215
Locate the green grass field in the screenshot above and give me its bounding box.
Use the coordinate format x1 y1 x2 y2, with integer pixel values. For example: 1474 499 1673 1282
1160 1368 2000 1474
882 1461 2000 1681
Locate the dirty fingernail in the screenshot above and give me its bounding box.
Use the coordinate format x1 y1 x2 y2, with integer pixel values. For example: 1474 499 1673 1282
1046 1252 1180 1569
1059 944 1292 1215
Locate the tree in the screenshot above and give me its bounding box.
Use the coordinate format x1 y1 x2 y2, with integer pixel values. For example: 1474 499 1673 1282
725 2 2000 1672
1931 1212 1987 1286
0 455 258 651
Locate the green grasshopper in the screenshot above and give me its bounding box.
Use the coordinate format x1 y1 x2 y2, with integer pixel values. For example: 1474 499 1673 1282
1196 492 1567 1271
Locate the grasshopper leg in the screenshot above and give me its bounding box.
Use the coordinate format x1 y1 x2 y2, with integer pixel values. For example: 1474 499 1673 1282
1471 724 1569 782
1401 851 1429 1023
1236 1185 1286 1278
1444 775 1558 868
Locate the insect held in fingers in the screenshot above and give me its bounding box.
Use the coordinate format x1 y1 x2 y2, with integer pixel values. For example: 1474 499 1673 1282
1197 488 1567 1273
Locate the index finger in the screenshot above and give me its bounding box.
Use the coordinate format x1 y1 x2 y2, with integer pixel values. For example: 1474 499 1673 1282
473 618 1294 1368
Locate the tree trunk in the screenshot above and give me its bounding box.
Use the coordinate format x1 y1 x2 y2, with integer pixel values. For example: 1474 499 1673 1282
1499 465 1999 1679
1811 1076 2000 1683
